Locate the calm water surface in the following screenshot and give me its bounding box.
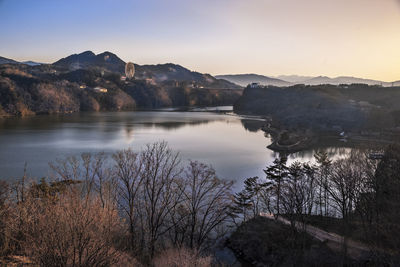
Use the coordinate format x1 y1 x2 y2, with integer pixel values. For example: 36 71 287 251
0 109 351 190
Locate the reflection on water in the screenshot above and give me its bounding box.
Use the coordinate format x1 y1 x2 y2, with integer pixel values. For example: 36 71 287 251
0 110 363 191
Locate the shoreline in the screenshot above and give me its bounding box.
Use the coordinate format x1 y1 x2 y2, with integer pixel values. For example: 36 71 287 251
261 122 400 153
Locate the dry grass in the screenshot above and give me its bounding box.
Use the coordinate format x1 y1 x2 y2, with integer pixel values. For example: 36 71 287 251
152 247 212 267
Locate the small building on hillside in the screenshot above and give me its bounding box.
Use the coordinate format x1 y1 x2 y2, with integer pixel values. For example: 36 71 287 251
93 87 108 93
250 82 260 88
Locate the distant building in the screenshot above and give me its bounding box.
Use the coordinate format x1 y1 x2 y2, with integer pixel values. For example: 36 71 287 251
250 82 260 88
332 125 343 132
145 78 156 85
93 87 108 93
79 84 87 89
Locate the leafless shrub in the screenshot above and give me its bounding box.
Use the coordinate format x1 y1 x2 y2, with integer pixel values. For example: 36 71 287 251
0 181 11 256
18 190 124 266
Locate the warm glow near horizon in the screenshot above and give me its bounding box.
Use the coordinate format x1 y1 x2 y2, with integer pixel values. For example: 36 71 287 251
1 0 400 81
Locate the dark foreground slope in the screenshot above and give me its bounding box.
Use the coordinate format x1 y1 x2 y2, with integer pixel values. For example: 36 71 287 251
227 217 354 266
234 84 400 132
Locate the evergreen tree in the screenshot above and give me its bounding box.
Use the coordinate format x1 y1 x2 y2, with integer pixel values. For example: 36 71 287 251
230 191 252 223
264 156 288 215
314 150 332 216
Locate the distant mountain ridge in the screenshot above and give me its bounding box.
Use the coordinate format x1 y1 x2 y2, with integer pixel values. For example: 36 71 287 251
215 74 291 87
0 57 42 66
217 73 399 87
275 75 313 83
300 76 392 86
0 56 42 66
3 52 398 87
0 56 19 65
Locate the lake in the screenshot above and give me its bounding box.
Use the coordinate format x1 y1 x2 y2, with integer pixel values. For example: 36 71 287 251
0 108 351 190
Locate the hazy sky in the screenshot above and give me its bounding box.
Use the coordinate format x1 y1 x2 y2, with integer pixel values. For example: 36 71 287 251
1 0 400 81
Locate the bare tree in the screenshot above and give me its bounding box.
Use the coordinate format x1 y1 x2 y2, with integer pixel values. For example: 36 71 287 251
325 151 368 261
137 141 182 258
49 152 109 200
282 162 307 219
178 161 233 250
113 148 144 252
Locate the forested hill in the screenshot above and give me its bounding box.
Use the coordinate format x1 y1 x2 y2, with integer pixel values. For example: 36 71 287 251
0 51 242 116
234 84 400 131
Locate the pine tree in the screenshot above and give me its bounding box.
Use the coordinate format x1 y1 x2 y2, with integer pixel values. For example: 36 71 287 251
314 150 332 216
264 156 288 215
230 191 252 223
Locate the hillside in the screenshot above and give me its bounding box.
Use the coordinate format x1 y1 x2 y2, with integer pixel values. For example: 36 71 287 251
228 217 348 266
138 64 241 89
0 52 242 116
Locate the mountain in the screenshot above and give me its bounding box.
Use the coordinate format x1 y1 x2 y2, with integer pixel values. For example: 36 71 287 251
0 56 19 65
300 76 386 86
22 61 42 66
215 74 291 87
275 75 314 83
53 51 125 73
53 51 240 89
